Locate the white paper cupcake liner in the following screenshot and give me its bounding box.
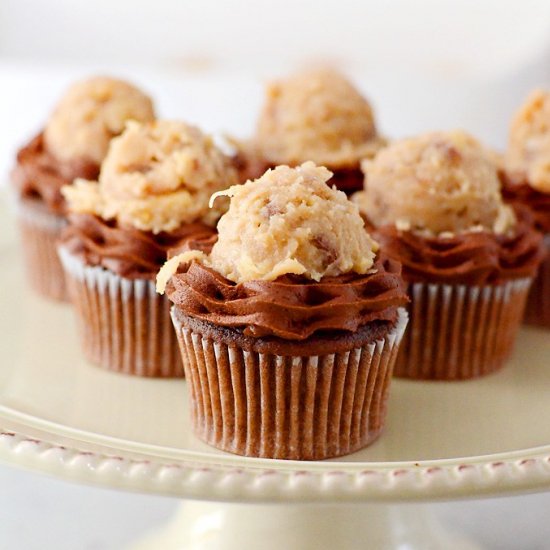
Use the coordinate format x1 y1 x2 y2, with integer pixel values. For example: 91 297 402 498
171 308 408 460
524 234 550 328
16 197 68 301
59 248 183 377
395 278 532 380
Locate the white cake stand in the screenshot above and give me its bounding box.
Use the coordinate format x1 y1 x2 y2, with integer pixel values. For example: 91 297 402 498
1 210 550 549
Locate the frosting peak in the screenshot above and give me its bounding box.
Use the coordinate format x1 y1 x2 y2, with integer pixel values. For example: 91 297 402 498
62 120 238 234
356 130 516 236
158 162 379 289
506 89 550 193
44 76 155 165
253 69 384 168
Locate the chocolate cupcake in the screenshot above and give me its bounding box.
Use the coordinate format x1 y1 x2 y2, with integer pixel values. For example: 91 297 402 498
354 131 544 380
11 76 155 301
235 70 385 193
502 90 550 327
58 120 238 377
157 162 408 459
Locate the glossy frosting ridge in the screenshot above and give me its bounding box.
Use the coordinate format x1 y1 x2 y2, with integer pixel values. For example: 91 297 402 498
59 213 215 280
166 253 408 340
372 205 544 285
502 173 550 233
12 133 99 214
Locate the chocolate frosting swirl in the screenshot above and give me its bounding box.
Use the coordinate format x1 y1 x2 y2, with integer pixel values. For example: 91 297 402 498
59 213 215 280
501 172 550 233
166 252 408 341
371 205 544 285
325 167 364 193
11 133 99 215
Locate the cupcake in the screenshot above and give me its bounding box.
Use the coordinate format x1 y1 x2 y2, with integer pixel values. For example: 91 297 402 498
502 90 550 327
11 76 155 301
58 120 238 377
235 70 385 193
354 130 544 380
157 162 408 459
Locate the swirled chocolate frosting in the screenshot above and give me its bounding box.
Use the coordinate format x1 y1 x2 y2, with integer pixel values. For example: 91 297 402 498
372 205 544 285
325 167 364 193
59 213 215 280
11 133 99 215
501 173 550 233
165 248 408 341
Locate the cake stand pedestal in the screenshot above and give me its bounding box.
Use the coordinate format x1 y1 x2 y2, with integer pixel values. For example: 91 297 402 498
133 502 480 550
1 215 549 549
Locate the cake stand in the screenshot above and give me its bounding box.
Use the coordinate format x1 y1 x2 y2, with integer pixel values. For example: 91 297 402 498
1 208 550 549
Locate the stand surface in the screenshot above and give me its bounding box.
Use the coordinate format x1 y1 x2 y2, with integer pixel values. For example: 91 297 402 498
1 207 550 507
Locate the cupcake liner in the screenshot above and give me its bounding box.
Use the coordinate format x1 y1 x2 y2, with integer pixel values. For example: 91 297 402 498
171 308 408 460
395 278 532 380
16 197 68 301
58 248 183 377
524 234 550 328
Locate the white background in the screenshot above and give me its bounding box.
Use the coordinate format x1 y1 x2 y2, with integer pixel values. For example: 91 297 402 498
1 1 550 548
